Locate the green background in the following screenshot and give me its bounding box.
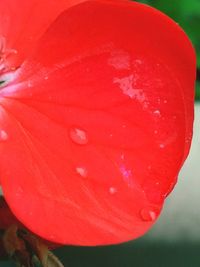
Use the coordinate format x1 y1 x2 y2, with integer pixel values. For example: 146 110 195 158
136 0 200 100
1 238 200 267
1 1 199 266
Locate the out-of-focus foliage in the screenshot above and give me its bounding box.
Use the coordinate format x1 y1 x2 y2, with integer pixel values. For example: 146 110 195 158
136 0 200 100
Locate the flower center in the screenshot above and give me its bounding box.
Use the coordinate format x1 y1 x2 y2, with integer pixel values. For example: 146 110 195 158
0 36 18 87
0 46 19 90
0 80 5 86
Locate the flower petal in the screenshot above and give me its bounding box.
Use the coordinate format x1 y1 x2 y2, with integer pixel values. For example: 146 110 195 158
0 0 87 70
0 1 196 245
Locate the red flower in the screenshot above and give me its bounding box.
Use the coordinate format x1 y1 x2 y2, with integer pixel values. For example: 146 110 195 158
0 0 196 246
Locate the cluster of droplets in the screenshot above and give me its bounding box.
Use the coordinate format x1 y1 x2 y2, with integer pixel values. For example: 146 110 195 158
69 126 120 196
0 124 159 223
69 127 89 180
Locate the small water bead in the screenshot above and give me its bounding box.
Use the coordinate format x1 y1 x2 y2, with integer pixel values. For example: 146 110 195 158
0 129 8 141
153 110 161 116
76 167 88 178
109 187 117 195
120 153 125 160
69 127 88 145
134 59 143 65
108 50 131 70
154 130 158 135
27 81 33 88
159 143 165 149
113 75 146 102
140 207 157 222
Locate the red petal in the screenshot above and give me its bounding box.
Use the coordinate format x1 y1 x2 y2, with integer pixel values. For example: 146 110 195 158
0 0 87 70
0 1 196 245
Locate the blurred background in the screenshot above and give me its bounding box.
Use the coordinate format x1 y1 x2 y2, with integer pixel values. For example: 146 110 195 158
137 0 200 100
1 1 200 266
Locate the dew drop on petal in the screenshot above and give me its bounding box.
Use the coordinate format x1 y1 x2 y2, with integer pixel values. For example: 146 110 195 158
140 207 157 222
113 75 146 102
76 167 88 178
153 110 161 116
120 153 125 160
69 127 88 145
108 50 131 70
109 187 117 195
0 129 8 141
27 81 33 88
159 143 165 149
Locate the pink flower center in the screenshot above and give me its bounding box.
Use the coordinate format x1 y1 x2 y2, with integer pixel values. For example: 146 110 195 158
0 36 18 86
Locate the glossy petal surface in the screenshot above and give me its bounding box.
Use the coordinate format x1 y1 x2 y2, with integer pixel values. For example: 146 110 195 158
0 0 87 71
0 1 196 245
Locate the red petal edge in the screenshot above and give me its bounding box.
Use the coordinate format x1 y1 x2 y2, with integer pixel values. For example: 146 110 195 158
0 0 196 245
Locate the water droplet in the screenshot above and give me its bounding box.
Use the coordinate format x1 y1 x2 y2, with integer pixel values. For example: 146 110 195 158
140 207 157 222
154 130 158 135
113 75 146 101
163 99 168 104
134 59 143 65
120 154 125 160
44 76 49 80
153 110 161 116
69 127 88 145
159 144 165 149
0 130 8 141
109 187 117 195
108 50 130 70
76 167 88 178
27 81 33 88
